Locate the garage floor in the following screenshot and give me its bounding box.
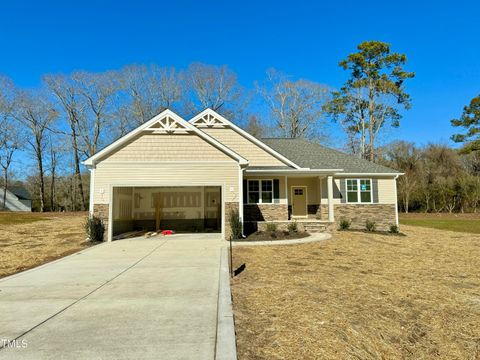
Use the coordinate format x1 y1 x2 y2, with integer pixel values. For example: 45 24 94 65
0 234 223 360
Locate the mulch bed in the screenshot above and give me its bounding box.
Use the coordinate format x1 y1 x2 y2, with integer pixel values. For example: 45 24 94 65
236 231 310 241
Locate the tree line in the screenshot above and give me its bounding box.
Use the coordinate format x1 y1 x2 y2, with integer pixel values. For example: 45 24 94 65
380 142 480 213
0 40 478 213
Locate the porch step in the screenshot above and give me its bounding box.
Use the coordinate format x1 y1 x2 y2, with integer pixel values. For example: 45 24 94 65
303 223 328 233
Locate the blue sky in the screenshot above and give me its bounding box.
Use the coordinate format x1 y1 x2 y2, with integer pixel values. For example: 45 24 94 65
1 0 479 147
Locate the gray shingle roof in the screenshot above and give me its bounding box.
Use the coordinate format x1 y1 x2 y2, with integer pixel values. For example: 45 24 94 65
262 138 400 174
7 186 32 200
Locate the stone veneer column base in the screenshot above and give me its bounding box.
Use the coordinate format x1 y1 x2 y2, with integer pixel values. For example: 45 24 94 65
93 203 109 241
334 204 397 231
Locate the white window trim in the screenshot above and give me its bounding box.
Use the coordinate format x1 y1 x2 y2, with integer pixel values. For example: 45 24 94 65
247 179 274 204
345 178 373 204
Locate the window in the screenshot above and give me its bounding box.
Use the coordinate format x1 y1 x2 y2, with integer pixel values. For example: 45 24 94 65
262 180 273 203
360 179 372 203
346 179 372 203
248 179 274 204
248 180 260 203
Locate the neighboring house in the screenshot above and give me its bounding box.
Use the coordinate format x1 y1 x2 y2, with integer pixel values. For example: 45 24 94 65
83 109 402 241
0 186 32 212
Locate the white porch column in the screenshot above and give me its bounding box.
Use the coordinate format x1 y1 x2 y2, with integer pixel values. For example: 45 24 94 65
327 175 334 222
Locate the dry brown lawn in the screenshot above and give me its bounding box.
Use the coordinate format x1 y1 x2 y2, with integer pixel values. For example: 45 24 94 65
232 225 480 360
0 212 91 278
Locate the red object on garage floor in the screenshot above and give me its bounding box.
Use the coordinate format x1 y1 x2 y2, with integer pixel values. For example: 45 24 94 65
162 230 174 235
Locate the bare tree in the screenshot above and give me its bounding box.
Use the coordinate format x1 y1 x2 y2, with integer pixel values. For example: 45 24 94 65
119 64 181 125
0 75 21 209
382 141 421 213
13 91 57 212
182 63 247 120
43 74 86 211
244 115 264 138
257 69 330 139
47 135 58 211
72 70 120 157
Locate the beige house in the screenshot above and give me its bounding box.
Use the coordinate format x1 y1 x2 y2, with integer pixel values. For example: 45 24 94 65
83 109 402 241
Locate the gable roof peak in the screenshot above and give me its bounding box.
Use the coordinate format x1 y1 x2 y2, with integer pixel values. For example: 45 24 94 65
190 110 302 169
83 108 248 166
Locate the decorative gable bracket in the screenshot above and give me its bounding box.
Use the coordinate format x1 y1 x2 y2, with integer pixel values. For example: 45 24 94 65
190 112 227 128
144 115 191 134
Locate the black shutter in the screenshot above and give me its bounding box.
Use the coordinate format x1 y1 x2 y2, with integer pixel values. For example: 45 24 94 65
243 180 247 203
273 179 280 203
372 179 379 203
340 178 346 203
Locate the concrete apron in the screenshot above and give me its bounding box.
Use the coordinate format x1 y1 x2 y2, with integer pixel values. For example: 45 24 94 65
0 234 234 360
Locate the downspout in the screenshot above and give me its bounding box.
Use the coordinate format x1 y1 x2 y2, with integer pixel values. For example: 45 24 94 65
394 174 399 226
238 164 245 236
88 164 96 216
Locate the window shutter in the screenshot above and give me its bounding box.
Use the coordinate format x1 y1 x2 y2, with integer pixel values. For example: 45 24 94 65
273 179 280 203
372 179 379 203
340 179 346 203
243 180 247 203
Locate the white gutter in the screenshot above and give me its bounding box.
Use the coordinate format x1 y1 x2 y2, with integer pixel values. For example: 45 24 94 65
245 168 344 174
335 172 404 176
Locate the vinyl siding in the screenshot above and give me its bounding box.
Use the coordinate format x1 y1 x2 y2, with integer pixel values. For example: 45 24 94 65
377 178 397 204
93 162 239 203
201 128 287 166
100 133 233 162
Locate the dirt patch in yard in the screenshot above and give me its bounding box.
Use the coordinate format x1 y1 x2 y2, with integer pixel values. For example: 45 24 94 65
231 225 480 360
0 212 92 278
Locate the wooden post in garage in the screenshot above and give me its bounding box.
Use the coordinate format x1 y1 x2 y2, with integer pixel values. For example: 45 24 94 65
154 193 161 231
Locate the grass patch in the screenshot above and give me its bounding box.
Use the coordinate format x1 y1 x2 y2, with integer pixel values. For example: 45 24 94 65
232 225 480 359
0 212 50 225
400 213 480 234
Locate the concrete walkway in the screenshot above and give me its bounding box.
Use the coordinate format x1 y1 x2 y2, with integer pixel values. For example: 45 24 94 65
0 234 230 360
232 232 331 246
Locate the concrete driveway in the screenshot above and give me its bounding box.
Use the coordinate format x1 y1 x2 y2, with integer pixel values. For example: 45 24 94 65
0 234 228 360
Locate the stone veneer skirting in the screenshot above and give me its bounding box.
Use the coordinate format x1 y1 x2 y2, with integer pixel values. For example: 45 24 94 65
93 204 109 241
334 204 397 231
244 204 288 222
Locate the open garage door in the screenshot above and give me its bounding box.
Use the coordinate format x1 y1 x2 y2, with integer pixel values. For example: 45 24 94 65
112 186 222 239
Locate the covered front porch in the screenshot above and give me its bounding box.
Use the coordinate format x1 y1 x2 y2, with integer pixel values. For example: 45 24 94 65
242 168 340 232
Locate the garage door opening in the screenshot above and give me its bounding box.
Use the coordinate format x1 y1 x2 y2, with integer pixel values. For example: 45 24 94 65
112 186 222 239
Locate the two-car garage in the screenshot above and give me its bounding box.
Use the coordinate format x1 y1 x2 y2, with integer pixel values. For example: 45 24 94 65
111 186 222 238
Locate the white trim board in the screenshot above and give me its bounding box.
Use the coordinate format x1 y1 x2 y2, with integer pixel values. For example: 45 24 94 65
336 173 403 177
190 108 301 169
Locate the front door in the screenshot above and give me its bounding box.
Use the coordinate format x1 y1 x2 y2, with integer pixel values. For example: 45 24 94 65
291 186 307 217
